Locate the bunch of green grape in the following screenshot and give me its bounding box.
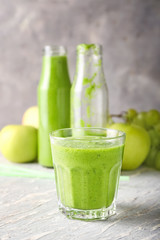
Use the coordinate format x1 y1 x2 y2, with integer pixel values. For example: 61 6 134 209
124 109 160 171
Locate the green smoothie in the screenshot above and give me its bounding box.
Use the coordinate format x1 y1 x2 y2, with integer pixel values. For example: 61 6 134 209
38 47 71 167
51 139 124 210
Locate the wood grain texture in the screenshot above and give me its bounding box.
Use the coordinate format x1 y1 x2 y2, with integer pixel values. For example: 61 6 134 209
0 155 160 240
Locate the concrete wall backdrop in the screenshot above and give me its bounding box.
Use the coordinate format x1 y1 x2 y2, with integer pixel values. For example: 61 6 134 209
0 0 160 128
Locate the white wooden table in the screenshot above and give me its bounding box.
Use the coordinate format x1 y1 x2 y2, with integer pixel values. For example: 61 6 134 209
0 154 160 240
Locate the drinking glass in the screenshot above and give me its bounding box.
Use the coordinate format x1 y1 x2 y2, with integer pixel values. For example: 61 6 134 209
50 128 125 221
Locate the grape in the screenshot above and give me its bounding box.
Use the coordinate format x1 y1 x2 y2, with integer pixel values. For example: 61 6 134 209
145 147 158 168
155 152 160 170
145 109 160 128
132 112 146 128
148 129 160 148
154 123 160 137
125 109 137 122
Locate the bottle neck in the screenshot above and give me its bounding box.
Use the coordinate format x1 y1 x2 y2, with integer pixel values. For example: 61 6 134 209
75 44 104 82
44 45 66 56
76 53 102 70
40 46 70 86
42 45 68 74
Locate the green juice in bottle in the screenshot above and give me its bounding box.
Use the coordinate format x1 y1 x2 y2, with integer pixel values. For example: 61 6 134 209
38 46 71 167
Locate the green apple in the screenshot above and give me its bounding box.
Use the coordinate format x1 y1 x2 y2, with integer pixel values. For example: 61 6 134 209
109 123 151 170
22 106 39 129
0 125 37 163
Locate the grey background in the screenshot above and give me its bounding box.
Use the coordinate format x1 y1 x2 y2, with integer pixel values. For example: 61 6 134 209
0 0 160 128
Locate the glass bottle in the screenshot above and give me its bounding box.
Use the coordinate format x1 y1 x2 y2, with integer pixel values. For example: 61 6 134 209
38 46 71 167
71 44 109 128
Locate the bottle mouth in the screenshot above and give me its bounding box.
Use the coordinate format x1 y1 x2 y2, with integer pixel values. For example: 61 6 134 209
77 44 102 55
44 45 66 56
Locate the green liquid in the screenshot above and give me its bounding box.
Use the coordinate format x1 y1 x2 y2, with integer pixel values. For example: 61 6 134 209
51 142 124 210
38 55 71 167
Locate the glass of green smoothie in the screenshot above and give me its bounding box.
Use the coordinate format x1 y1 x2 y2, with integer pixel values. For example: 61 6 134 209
50 128 125 221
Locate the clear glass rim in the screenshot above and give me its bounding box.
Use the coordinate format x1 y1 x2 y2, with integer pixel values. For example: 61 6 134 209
49 127 125 141
43 45 66 56
77 44 102 55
